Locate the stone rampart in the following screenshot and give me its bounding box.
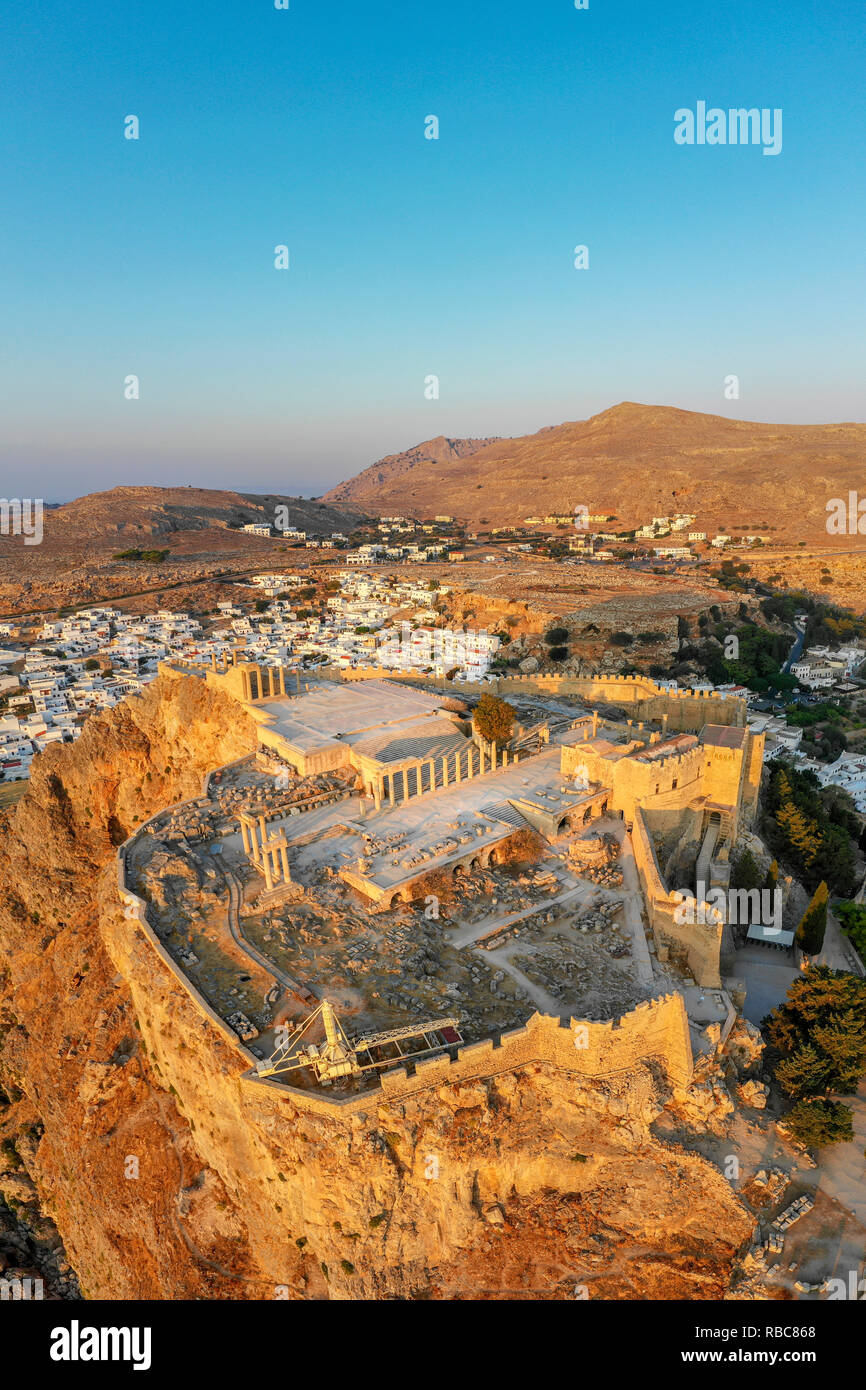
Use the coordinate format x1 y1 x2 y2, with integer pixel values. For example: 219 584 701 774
245 995 693 1117
115 766 694 1115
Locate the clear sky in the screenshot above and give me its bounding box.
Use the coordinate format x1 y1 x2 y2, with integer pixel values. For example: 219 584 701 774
1 0 864 501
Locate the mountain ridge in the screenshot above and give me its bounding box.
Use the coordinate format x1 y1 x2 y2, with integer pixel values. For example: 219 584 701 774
322 402 866 536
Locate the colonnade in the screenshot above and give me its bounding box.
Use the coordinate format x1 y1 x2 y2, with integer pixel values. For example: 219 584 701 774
366 739 517 810
238 812 292 892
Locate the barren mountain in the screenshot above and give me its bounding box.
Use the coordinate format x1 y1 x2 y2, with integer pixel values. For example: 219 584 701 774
45 485 368 539
323 435 501 508
324 403 866 540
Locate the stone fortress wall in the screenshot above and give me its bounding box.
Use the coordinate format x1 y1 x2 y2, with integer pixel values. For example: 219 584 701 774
115 757 695 1118
309 666 748 735
561 740 708 827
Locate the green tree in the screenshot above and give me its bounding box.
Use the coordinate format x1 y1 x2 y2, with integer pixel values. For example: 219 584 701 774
784 1098 854 1148
763 965 866 1097
795 882 829 956
835 900 866 963
473 693 515 745
764 858 779 893
776 1042 832 1099
731 849 762 891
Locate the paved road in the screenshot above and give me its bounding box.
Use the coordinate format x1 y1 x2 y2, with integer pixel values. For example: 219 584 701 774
818 909 866 976
781 620 807 675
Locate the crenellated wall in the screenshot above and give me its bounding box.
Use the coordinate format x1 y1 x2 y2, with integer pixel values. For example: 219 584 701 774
561 741 707 826
246 999 693 1115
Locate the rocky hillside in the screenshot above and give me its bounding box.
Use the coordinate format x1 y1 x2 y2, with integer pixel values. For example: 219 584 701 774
0 675 752 1299
41 485 368 539
323 435 502 508
324 402 866 539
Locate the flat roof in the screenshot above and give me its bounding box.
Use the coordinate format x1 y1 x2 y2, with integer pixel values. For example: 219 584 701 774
747 922 795 946
256 679 452 751
701 724 748 750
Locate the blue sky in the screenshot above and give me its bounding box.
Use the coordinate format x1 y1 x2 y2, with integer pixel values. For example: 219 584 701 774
1 0 864 500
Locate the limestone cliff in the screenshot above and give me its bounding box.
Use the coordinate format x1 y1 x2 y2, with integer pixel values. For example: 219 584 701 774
0 675 752 1299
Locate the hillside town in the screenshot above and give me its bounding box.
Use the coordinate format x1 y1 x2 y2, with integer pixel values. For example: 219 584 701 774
2 528 865 809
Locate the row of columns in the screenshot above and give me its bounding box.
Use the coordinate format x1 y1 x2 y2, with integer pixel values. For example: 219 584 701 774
208 655 303 703
368 741 516 810
239 812 292 892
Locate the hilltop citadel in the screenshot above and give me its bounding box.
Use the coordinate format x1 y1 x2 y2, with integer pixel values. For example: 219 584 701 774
118 661 765 1111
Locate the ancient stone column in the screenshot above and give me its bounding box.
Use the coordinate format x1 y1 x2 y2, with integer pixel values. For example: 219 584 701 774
257 816 268 865
416 762 423 796
442 756 449 788
502 749 508 767
479 746 485 775
388 774 395 807
456 752 462 783
263 851 274 892
592 710 599 737
240 818 251 854
279 843 290 882
211 653 217 671
428 758 435 792
374 779 382 812
279 666 287 695
491 741 497 769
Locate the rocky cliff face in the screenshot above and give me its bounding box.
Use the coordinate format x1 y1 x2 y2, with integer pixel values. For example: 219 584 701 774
0 675 751 1299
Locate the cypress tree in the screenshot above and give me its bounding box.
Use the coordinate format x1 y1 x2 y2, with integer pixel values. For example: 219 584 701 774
795 882 829 956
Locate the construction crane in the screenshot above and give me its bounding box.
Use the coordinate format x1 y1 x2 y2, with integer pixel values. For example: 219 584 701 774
255 999 462 1086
